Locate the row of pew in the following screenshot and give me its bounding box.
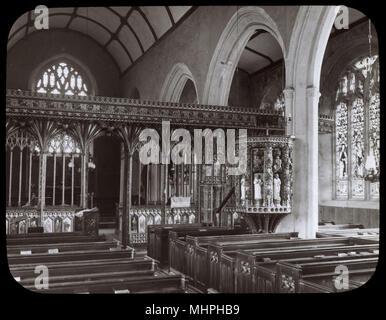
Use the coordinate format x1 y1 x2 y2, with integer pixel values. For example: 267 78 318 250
147 224 379 293
7 232 190 294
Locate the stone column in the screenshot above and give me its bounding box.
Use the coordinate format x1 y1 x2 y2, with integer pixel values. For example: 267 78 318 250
278 86 320 238
283 88 295 136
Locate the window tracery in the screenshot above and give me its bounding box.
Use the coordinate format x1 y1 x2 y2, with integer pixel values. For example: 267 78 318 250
335 55 379 200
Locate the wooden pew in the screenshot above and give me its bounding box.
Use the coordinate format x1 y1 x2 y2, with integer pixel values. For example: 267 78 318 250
147 223 201 261
7 233 106 246
299 279 364 293
8 247 135 265
14 259 158 287
7 240 118 255
237 244 378 293
10 256 151 279
182 232 298 289
318 223 364 230
204 237 374 292
24 273 188 294
168 228 252 274
277 257 378 293
147 224 240 267
317 228 379 240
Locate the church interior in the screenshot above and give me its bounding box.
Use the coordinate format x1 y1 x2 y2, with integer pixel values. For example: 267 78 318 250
6 6 379 294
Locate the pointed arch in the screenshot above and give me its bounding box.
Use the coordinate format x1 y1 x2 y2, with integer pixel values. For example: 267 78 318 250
159 62 198 103
202 6 286 106
28 53 98 96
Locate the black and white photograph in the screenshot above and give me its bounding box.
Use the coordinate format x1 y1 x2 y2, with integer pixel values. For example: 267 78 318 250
4 4 381 301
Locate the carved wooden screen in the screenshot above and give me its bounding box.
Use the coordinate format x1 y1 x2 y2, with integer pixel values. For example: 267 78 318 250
335 56 379 200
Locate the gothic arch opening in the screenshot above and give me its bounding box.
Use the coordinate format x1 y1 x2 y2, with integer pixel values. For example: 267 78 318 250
28 53 98 96
159 62 198 103
203 6 286 106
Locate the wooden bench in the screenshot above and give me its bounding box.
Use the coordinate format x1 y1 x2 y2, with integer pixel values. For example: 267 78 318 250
182 232 299 289
317 228 379 240
205 236 362 292
14 259 158 287
147 223 202 260
7 233 106 246
237 244 378 293
8 247 135 265
147 224 240 267
24 273 188 294
318 223 364 230
7 240 118 255
277 257 378 293
168 228 252 274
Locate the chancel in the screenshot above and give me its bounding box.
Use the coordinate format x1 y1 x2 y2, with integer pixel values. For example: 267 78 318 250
6 5 379 294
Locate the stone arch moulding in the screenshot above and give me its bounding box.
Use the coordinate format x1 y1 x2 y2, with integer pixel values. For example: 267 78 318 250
285 6 340 91
202 6 286 106
28 53 98 96
159 62 199 103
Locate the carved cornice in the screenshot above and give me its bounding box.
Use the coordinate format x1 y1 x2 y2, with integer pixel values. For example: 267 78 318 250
6 90 285 130
247 136 294 147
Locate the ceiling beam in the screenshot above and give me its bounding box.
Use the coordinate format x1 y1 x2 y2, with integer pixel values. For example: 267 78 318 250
105 7 144 54
120 6 199 78
134 7 158 41
65 7 78 29
165 6 175 26
244 46 273 64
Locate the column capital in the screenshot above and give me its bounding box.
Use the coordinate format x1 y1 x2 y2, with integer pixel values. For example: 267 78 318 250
283 87 295 99
306 86 321 99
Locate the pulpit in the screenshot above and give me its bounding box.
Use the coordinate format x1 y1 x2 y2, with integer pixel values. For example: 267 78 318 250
234 136 294 233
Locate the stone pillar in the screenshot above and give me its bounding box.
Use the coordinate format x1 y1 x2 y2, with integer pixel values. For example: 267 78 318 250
278 86 320 238
283 88 295 136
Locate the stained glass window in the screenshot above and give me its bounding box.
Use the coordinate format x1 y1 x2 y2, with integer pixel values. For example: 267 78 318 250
35 61 89 96
335 55 379 200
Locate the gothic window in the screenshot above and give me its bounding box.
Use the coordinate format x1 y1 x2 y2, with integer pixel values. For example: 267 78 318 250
35 61 89 96
48 134 81 155
335 55 379 200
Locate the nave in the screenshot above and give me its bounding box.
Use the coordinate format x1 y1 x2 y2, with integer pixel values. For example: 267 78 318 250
8 221 378 294
6 5 380 294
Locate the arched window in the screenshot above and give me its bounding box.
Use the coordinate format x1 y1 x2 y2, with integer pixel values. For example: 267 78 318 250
335 55 379 200
35 61 89 96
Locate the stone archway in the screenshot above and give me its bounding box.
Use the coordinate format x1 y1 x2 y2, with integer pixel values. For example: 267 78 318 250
202 6 286 106
159 62 198 103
